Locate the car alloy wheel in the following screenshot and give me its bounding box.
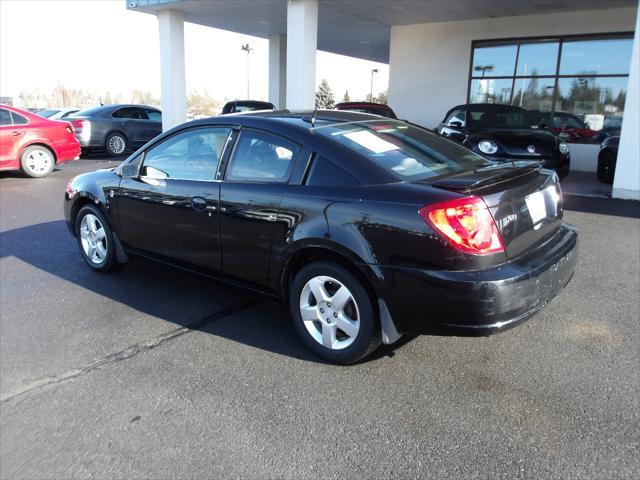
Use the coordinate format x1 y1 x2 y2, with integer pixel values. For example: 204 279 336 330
22 147 54 177
107 134 126 155
299 275 360 350
79 213 108 265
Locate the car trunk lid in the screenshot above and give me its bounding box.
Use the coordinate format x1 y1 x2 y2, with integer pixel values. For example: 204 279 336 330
427 161 563 259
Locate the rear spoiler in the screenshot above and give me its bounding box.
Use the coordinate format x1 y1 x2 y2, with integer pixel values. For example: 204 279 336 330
431 161 543 193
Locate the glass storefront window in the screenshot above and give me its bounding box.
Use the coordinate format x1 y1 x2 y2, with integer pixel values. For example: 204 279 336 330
469 78 513 104
471 45 517 77
511 77 556 111
516 42 559 76
560 38 634 75
556 77 628 131
469 34 633 141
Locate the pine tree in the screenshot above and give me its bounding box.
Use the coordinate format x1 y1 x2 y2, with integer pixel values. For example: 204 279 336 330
376 90 388 105
343 90 351 102
315 79 335 109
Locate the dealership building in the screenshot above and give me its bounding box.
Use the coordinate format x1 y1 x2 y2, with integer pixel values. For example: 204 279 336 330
128 0 639 200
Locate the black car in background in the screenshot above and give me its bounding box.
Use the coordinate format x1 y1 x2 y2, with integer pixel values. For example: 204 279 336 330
438 104 570 178
64 110 578 364
221 100 275 115
67 104 162 156
334 102 398 119
597 136 619 184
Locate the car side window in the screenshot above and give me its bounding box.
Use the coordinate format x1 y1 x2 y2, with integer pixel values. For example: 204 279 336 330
11 112 28 125
0 108 12 126
146 109 161 122
445 109 466 127
226 129 298 183
113 107 141 119
141 127 231 182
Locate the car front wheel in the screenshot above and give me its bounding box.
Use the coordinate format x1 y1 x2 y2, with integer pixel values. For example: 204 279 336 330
20 145 55 178
75 205 118 272
105 132 127 156
290 261 381 364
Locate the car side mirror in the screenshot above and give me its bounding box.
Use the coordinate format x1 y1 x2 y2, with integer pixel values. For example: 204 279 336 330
120 162 140 178
449 121 463 128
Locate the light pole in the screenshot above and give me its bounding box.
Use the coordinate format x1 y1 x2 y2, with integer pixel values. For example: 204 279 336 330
474 65 494 102
241 43 253 99
370 68 379 102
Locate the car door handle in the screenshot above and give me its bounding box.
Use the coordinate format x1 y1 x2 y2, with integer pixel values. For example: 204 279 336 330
191 196 207 212
11 131 22 136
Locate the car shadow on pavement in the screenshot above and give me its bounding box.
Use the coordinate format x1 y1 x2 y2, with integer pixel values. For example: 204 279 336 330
563 195 640 219
0 220 416 364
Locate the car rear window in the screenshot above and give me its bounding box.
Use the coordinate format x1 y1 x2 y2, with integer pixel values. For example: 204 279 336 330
316 120 489 181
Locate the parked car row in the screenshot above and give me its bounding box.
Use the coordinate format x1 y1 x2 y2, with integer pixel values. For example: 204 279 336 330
2 97 619 183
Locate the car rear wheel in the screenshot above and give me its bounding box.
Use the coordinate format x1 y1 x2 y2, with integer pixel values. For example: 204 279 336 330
597 151 615 184
75 205 118 272
290 261 381 364
20 146 55 178
105 132 127 156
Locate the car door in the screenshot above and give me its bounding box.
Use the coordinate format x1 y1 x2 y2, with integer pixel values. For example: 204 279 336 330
144 108 163 140
116 126 233 272
219 128 300 287
0 109 28 169
111 107 145 146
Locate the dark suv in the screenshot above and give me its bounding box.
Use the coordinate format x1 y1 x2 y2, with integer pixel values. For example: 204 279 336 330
68 105 162 156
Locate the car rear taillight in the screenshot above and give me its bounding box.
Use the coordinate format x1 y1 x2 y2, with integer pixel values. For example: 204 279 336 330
70 119 86 131
419 197 504 255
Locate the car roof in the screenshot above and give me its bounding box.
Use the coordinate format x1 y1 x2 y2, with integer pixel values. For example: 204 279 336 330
156 109 402 185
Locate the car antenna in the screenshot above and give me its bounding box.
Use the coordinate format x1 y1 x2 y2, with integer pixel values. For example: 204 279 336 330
303 108 319 127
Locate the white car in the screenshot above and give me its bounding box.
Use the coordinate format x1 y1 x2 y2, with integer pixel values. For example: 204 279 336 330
37 108 80 120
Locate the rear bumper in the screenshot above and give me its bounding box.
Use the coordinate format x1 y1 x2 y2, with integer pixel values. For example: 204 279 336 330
55 141 81 163
379 224 578 334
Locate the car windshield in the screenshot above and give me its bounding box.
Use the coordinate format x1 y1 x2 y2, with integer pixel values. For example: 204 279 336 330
469 108 535 129
37 109 60 118
70 106 104 117
317 120 489 181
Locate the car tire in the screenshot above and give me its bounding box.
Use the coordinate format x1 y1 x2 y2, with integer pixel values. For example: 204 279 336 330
597 151 615 184
105 132 127 157
20 145 55 178
75 205 118 272
289 261 381 364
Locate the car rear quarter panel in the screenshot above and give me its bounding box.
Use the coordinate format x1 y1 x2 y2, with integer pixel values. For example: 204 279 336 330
271 182 506 297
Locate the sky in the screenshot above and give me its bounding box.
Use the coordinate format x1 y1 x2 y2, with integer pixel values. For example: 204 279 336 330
0 0 389 104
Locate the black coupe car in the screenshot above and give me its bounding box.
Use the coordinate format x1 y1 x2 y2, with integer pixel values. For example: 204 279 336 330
68 104 162 157
64 110 578 364
438 104 570 178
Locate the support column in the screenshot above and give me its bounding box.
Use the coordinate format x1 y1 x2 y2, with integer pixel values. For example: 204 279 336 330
286 0 317 110
269 34 287 109
157 9 186 131
613 9 640 200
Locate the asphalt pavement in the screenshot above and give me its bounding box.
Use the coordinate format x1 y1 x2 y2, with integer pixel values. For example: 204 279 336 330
1 155 639 479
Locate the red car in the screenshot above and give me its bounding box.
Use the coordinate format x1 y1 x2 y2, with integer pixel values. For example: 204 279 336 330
0 104 80 177
334 102 398 119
